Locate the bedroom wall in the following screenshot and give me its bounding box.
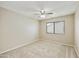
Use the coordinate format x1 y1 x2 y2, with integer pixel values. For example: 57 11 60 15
74 7 79 57
39 14 74 46
0 7 39 54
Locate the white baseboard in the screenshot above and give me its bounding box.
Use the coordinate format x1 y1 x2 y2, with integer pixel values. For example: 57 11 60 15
74 46 79 57
0 39 39 55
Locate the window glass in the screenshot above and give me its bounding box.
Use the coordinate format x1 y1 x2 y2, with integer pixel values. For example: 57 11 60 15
55 22 64 34
46 21 65 34
46 23 54 33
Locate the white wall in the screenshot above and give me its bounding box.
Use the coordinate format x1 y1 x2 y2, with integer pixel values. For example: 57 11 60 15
0 7 39 54
39 14 74 46
74 7 79 57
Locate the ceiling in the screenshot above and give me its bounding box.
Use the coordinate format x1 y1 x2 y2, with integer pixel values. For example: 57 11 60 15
0 1 79 20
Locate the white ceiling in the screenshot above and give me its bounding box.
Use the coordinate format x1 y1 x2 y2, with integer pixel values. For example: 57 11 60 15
0 1 79 20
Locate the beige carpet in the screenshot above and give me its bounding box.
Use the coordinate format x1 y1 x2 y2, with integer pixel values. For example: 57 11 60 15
0 39 77 58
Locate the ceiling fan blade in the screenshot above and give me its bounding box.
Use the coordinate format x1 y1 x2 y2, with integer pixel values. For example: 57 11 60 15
45 12 53 15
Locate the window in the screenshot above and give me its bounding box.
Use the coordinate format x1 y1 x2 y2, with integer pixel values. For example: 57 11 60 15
46 22 54 34
46 21 65 34
55 21 65 34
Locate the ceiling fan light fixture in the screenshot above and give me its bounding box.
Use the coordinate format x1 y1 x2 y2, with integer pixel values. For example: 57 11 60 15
40 15 45 18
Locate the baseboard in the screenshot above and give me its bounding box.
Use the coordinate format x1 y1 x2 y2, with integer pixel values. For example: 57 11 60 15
74 46 79 57
0 39 39 55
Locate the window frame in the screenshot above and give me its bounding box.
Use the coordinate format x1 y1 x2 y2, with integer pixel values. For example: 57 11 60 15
46 22 55 34
46 21 65 34
54 21 65 34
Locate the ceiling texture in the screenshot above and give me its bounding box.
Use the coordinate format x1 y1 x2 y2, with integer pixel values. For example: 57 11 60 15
0 1 79 20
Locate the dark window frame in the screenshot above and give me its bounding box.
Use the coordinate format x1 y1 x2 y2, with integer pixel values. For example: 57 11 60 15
46 22 55 34
46 21 65 34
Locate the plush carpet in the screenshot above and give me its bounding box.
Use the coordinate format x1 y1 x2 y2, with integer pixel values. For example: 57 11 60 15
0 39 77 58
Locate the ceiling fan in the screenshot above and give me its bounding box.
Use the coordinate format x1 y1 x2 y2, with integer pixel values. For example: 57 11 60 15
34 9 53 18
